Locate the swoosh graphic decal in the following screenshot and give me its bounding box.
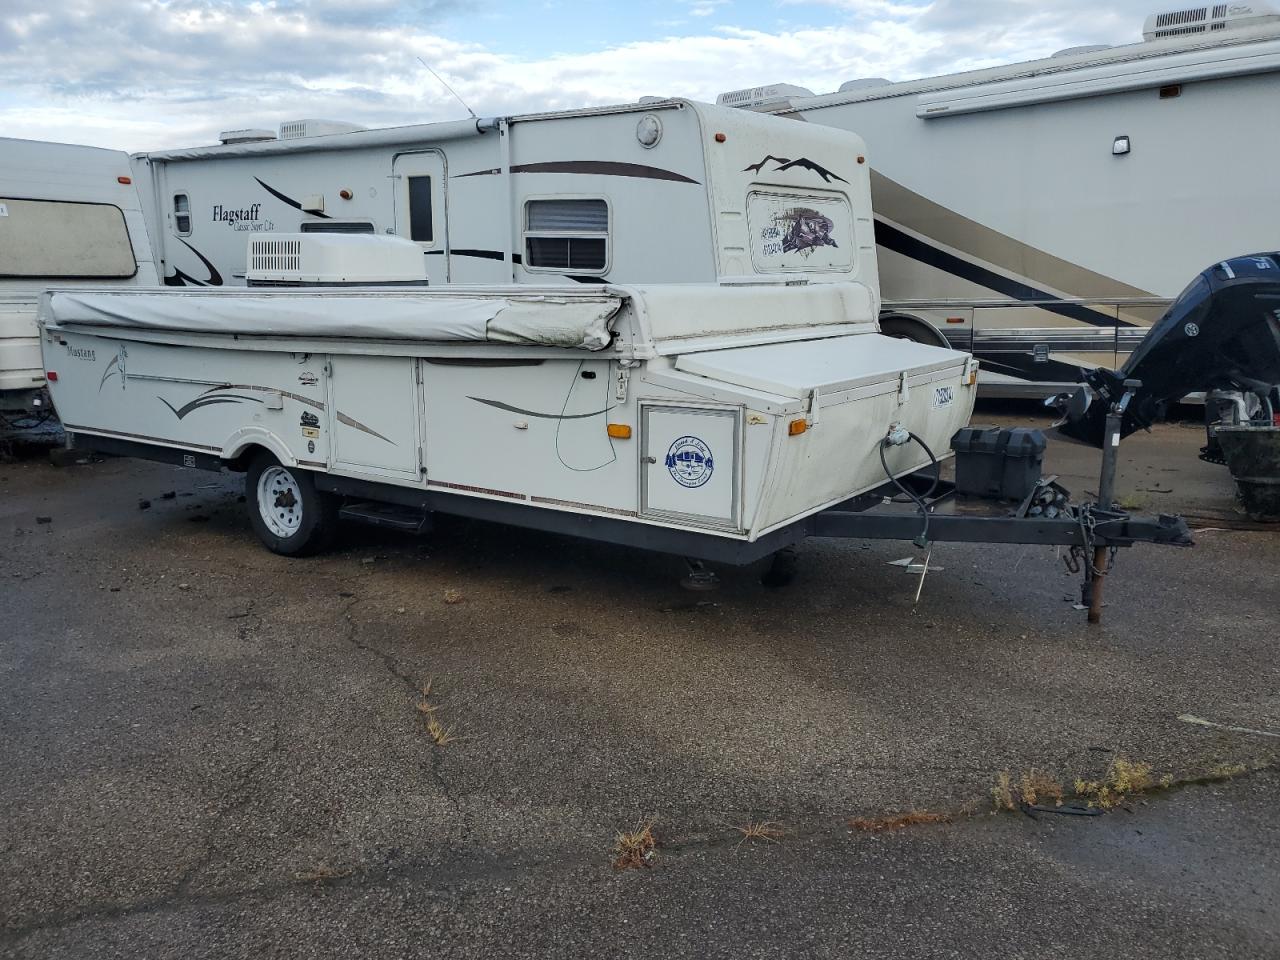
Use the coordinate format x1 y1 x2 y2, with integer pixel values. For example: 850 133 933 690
335 411 394 443
874 218 1137 329
254 177 331 219
159 394 262 420
468 396 615 419
170 239 224 287
98 355 119 391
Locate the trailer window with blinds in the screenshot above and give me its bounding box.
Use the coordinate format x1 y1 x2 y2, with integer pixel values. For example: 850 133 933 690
524 198 609 273
0 198 138 279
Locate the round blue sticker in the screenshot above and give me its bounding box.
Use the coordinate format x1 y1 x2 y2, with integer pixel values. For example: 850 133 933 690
666 435 714 488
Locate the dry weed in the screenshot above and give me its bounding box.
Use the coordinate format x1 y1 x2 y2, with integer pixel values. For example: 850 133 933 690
736 821 785 846
613 820 658 870
849 811 950 832
293 862 352 885
1075 757 1155 809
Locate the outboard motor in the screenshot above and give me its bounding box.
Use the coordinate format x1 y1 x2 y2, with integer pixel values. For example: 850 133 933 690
1054 252 1280 447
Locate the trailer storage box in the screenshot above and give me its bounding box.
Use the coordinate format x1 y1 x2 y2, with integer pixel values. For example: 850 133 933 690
951 427 1046 501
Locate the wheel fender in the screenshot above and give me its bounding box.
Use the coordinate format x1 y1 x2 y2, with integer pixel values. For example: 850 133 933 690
222 427 298 468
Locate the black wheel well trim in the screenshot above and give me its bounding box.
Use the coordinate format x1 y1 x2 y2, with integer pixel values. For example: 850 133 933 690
877 311 950 348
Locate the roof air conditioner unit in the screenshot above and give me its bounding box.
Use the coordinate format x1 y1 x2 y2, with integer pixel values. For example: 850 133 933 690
246 234 428 287
277 119 368 140
715 83 815 111
1142 2 1280 40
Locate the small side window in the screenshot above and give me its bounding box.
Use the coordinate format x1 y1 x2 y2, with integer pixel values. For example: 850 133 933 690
173 193 191 236
407 176 432 242
524 198 608 273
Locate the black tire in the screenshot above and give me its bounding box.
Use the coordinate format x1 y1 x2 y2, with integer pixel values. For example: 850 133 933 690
760 547 799 589
245 451 339 556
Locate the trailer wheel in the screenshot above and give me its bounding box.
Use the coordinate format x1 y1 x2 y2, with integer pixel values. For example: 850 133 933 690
761 547 799 588
245 452 338 556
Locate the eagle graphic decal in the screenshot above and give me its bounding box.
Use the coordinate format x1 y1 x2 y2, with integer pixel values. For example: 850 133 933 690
776 207 838 256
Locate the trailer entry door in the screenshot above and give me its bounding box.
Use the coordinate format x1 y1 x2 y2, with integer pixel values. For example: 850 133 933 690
392 152 447 283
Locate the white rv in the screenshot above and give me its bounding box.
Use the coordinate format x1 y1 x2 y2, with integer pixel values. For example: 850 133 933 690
131 100 874 293
0 138 157 415
718 5 1280 394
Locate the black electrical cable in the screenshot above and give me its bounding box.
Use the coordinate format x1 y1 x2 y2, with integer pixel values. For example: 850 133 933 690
878 431 941 547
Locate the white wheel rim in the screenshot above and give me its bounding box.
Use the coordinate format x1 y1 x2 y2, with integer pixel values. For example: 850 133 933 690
257 466 303 538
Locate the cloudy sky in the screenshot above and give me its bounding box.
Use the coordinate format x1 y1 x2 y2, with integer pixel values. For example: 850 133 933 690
2 0 1165 151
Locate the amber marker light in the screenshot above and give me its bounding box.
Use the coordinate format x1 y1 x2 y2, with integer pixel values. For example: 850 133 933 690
788 419 808 436
117 176 132 184
339 189 354 200
606 423 632 439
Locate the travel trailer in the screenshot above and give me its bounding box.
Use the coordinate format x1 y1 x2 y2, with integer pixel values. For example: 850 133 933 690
131 100 876 294
718 5 1280 394
0 138 157 417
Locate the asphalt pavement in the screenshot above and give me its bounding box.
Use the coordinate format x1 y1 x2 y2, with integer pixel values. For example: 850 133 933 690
2 411 1277 958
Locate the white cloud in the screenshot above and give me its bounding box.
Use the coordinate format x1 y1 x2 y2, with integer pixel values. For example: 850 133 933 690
0 0 1163 151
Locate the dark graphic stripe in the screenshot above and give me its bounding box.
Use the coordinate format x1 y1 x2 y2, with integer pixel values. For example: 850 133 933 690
254 177 331 219
874 219 1137 329
156 384 394 445
335 411 393 443
469 396 614 420
426 248 524 264
98 355 120 391
455 161 699 184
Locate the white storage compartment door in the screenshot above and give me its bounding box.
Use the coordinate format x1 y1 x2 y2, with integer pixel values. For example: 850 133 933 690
328 355 421 480
641 405 740 531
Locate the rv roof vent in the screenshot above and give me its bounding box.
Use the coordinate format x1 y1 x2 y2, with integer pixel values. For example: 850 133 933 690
245 234 428 287
837 78 893 93
1142 1 1280 40
1050 44 1113 57
218 128 277 145
638 96 668 104
715 83 815 111
278 119 368 140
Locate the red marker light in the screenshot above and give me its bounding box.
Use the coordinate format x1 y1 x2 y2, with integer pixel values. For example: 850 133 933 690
714 132 727 143
46 371 58 381
117 176 132 184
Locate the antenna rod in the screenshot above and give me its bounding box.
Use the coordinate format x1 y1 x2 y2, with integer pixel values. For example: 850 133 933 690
416 56 478 120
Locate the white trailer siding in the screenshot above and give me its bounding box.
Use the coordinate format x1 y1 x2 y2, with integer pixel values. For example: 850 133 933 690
133 100 875 300
0 138 156 408
725 25 1280 392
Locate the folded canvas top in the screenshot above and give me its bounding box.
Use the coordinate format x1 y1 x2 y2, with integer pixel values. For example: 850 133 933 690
43 288 623 351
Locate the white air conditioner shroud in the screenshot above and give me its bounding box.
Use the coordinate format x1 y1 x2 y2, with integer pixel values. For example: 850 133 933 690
246 234 427 286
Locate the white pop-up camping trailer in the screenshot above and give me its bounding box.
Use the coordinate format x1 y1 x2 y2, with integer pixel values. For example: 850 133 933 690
39 235 1193 614
1 138 157 417
38 233 977 563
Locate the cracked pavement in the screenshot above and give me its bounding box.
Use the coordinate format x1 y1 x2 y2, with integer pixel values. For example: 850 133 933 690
1 412 1278 958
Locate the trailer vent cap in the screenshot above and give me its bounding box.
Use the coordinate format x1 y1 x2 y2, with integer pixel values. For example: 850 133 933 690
218 128 277 145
